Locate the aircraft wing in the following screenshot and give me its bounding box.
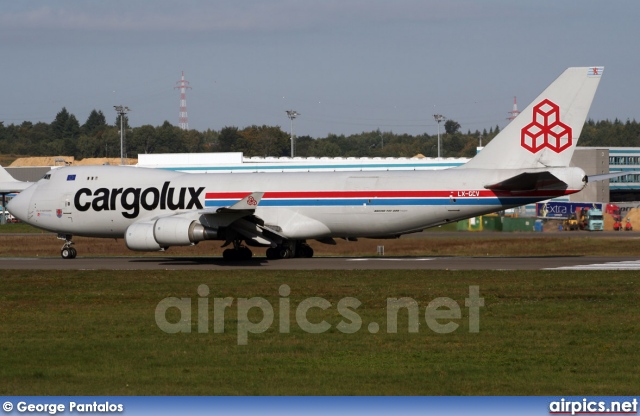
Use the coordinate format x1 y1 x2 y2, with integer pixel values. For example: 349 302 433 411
484 171 568 193
221 217 283 247
125 190 282 251
196 191 283 247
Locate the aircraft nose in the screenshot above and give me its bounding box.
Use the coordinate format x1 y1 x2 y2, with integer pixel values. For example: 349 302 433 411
7 185 35 222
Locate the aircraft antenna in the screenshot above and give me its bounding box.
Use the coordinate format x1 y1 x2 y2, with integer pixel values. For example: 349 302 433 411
507 96 520 121
175 71 192 130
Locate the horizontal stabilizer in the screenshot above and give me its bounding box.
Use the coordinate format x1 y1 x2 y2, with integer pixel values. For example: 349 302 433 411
587 171 640 182
485 171 568 192
216 192 264 213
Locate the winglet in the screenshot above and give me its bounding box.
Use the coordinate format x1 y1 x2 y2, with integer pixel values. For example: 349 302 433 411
216 192 264 213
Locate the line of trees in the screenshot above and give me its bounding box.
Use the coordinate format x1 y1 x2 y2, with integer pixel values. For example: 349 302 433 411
0 107 638 160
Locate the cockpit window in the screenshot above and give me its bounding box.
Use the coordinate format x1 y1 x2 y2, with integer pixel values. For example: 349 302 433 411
43 174 51 180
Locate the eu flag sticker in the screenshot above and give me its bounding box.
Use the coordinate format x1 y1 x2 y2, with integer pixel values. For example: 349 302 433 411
67 174 76 181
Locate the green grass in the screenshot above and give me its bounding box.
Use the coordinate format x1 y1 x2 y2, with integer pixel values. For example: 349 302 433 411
0 222 46 233
0 269 637 395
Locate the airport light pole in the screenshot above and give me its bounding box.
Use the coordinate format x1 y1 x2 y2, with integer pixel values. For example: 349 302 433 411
114 105 131 165
378 130 384 149
433 114 446 158
286 110 299 157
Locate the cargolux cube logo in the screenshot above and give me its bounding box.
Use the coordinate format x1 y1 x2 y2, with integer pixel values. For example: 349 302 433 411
521 99 572 153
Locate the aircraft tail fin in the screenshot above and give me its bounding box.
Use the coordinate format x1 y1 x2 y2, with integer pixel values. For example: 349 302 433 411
460 67 603 170
0 164 33 193
0 165 19 183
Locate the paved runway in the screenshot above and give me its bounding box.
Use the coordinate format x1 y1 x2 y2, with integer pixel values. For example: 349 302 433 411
1 255 640 270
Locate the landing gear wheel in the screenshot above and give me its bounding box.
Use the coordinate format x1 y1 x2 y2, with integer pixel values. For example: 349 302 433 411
223 248 236 261
266 247 278 260
222 244 253 261
266 244 304 260
240 246 252 260
266 245 291 259
299 244 314 258
58 234 76 259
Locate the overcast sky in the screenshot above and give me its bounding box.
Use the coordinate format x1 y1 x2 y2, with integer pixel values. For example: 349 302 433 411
1 1 638 138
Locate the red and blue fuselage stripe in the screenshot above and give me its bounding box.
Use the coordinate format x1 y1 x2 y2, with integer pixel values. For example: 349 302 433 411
203 190 576 207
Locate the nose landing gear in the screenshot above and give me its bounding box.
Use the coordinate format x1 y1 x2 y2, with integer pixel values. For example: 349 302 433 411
57 234 77 259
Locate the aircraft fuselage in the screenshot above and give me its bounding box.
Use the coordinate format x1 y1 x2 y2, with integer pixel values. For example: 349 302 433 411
10 165 585 239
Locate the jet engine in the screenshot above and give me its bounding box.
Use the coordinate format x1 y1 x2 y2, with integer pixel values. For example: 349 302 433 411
125 217 218 251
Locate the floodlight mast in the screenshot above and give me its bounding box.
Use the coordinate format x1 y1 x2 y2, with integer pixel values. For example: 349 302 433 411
114 105 130 165
286 110 299 157
433 114 446 158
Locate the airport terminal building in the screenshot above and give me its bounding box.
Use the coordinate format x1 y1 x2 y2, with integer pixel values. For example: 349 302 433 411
568 147 640 203
608 147 640 201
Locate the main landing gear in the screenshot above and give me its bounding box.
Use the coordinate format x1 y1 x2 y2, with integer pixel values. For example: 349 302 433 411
222 241 253 261
220 240 314 261
57 234 77 259
265 242 314 260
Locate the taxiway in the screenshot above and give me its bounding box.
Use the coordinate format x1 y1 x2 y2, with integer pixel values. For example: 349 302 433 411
1 255 640 270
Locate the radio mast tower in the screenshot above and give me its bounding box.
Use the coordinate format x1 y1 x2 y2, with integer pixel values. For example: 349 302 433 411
507 96 520 121
175 71 192 130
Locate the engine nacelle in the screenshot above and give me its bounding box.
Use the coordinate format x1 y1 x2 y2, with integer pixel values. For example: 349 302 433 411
154 217 218 246
125 218 218 252
125 221 163 251
153 217 196 246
